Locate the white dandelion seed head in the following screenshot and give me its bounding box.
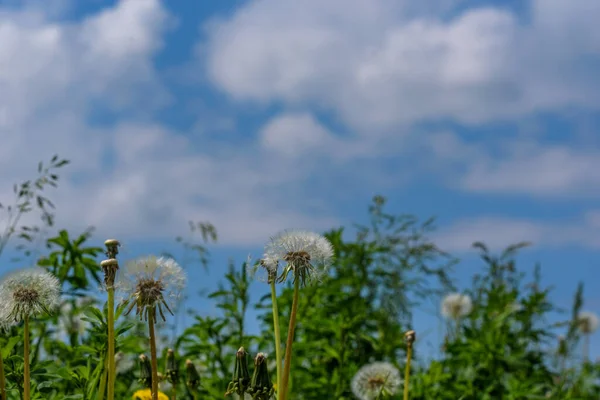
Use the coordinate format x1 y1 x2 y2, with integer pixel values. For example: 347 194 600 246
0 268 61 323
116 256 186 321
351 362 402 400
441 293 473 320
264 230 334 285
576 311 599 334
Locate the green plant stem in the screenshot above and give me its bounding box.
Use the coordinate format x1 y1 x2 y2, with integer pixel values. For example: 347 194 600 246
270 281 282 399
23 316 30 400
403 342 412 400
97 355 108 400
0 348 6 400
107 288 116 400
148 311 159 400
280 278 300 400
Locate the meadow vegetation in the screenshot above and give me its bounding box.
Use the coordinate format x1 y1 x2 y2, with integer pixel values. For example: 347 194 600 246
0 157 598 400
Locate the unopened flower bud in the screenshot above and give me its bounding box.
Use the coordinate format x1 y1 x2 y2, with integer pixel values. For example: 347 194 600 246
166 348 180 385
247 353 273 400
185 359 200 390
138 354 152 388
225 347 251 396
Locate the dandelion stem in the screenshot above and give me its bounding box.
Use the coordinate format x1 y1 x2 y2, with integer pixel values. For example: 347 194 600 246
270 280 282 399
148 310 159 400
23 316 30 400
403 340 413 400
107 288 116 400
280 278 300 400
583 334 590 363
0 346 6 400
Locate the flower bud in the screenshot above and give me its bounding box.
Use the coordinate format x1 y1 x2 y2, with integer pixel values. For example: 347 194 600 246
138 354 152 388
166 348 180 385
225 347 251 396
185 359 201 390
247 353 274 400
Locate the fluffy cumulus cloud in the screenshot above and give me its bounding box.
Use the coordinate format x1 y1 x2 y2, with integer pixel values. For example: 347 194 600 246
203 0 600 208
3 0 600 250
204 0 600 131
0 0 337 246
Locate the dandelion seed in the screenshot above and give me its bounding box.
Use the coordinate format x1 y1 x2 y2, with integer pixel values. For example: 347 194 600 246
351 362 402 400
0 268 60 323
576 311 599 334
117 256 186 322
441 293 473 320
264 230 334 286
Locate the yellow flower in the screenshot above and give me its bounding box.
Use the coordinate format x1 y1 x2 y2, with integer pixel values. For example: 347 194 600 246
133 388 169 400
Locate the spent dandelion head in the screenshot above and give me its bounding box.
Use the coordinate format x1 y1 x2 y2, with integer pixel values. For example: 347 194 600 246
247 254 279 284
264 230 334 286
117 256 186 322
0 268 60 323
441 293 473 320
351 362 402 400
576 311 599 334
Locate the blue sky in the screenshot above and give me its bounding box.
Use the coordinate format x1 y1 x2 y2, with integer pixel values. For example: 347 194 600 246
0 0 599 362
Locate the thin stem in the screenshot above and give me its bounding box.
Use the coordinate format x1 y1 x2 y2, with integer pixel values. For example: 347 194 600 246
23 316 30 400
270 281 282 399
583 334 590 363
97 355 108 400
280 278 300 400
107 288 116 400
0 346 6 400
148 311 159 400
403 343 413 400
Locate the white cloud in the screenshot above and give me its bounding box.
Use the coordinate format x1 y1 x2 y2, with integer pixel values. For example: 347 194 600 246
461 144 600 197
434 212 600 252
203 0 600 132
0 1 339 247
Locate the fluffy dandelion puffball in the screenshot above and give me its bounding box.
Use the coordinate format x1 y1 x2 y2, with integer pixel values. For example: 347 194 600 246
351 362 402 400
0 268 60 322
441 293 473 320
264 230 334 286
577 311 599 334
117 256 186 322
